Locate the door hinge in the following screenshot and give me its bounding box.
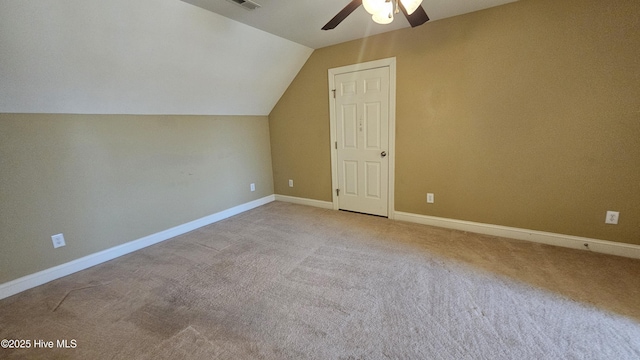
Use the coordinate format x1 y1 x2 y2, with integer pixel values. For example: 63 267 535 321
335 141 337 149
332 89 336 98
336 189 340 196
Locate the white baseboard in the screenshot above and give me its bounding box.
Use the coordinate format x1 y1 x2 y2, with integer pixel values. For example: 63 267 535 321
4 197 635 300
0 195 276 300
274 194 333 209
394 211 640 260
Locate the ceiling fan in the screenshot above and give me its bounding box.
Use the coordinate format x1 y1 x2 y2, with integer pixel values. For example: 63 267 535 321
322 0 429 30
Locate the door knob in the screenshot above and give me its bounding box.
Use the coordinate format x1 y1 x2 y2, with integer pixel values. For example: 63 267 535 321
381 151 387 157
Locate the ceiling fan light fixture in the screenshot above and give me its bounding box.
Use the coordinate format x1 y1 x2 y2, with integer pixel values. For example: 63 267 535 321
371 2 394 24
372 12 394 24
400 0 422 15
322 0 429 31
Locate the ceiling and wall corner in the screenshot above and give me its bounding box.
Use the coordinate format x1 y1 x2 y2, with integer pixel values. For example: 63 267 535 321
0 0 313 115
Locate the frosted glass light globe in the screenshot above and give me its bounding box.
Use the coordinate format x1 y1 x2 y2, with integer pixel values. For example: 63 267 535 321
371 1 394 24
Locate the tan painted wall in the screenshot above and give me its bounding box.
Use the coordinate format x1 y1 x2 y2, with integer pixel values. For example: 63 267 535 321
269 0 640 244
0 114 274 283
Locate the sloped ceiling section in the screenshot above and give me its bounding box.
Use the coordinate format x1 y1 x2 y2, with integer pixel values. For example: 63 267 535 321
0 0 313 115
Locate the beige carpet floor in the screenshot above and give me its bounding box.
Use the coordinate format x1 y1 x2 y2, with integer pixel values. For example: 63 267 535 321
1 201 640 359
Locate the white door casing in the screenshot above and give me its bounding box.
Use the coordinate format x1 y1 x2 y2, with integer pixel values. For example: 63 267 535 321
329 58 396 218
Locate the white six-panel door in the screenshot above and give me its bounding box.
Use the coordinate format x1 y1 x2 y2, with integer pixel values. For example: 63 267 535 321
335 67 390 216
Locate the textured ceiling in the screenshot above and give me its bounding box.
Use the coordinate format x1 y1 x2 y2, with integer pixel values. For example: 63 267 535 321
181 0 519 49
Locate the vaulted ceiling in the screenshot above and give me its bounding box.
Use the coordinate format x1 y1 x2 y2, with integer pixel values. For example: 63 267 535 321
0 0 312 115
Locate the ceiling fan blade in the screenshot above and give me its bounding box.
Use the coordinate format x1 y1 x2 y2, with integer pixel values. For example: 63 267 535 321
398 2 429 28
322 0 363 30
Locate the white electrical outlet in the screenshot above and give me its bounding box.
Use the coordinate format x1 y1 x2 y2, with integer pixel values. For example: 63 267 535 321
51 233 66 248
427 193 434 204
288 179 294 187
605 211 619 224
250 183 255 192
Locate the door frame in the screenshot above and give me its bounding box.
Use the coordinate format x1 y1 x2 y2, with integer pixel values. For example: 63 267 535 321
328 57 396 219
